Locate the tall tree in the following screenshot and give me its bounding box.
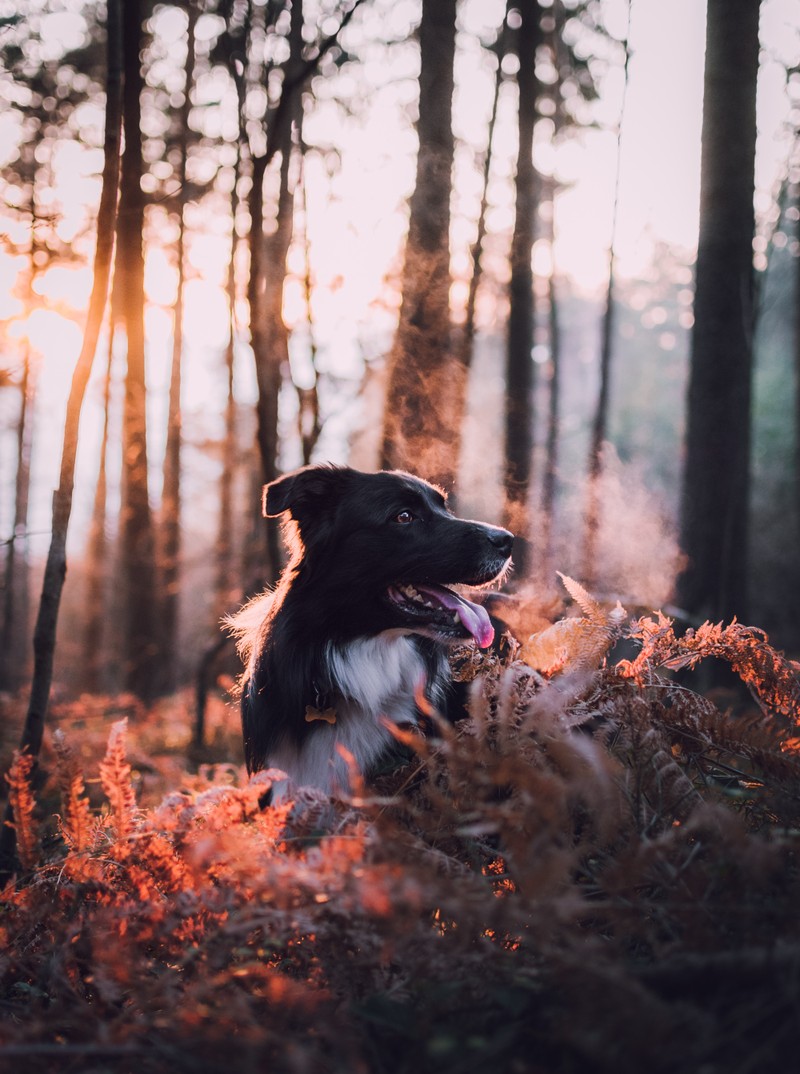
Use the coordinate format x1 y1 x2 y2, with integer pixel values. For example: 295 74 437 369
83 317 116 692
161 1 198 685
247 0 305 581
0 343 34 692
217 0 361 582
676 0 761 623
0 11 108 691
295 148 323 467
381 0 458 488
117 0 161 697
583 1 631 584
503 0 542 565
539 183 562 581
216 145 243 616
0 0 123 878
0 122 56 692
447 9 509 508
212 0 249 613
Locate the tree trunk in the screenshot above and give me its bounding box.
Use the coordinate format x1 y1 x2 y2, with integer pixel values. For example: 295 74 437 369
216 146 242 616
83 320 115 692
117 0 160 698
247 0 304 582
456 18 506 379
448 13 507 509
0 0 122 879
1 185 42 693
540 234 561 581
0 347 35 692
583 3 631 585
296 149 322 467
161 1 197 688
381 0 458 489
503 0 542 567
676 0 760 623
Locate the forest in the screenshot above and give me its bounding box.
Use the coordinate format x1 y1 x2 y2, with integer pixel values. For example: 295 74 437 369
1 0 800 1070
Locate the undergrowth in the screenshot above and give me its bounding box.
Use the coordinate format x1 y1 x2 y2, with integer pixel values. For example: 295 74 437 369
1 601 799 1074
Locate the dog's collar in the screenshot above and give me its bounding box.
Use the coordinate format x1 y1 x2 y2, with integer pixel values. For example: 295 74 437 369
312 680 334 710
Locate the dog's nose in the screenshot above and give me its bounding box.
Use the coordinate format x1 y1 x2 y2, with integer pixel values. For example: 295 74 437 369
487 527 514 558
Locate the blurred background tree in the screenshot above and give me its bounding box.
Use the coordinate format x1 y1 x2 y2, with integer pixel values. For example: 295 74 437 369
676 0 761 626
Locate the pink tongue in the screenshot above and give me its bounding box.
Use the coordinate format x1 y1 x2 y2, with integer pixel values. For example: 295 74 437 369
416 584 495 649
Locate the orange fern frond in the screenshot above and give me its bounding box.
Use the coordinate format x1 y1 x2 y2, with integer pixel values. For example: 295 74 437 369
99 718 138 842
519 574 627 676
615 611 675 684
558 572 602 620
620 616 800 725
5 751 39 872
52 729 97 855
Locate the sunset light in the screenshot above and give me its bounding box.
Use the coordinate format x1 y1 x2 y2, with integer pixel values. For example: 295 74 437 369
2 1 800 1070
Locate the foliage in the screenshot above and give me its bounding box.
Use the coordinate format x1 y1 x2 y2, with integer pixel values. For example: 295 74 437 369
519 571 627 674
1 601 800 1073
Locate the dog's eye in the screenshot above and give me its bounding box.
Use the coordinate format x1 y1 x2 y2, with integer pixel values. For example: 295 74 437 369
394 510 415 525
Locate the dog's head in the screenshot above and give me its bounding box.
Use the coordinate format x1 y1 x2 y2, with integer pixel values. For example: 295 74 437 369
264 464 513 648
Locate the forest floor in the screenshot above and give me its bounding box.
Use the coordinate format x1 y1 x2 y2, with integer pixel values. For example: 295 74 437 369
1 597 799 1074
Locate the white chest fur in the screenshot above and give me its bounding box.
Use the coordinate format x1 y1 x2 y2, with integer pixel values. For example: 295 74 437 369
269 633 429 795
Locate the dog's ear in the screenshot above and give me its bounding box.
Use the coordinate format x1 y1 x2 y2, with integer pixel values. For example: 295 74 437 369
262 465 346 520
263 473 297 517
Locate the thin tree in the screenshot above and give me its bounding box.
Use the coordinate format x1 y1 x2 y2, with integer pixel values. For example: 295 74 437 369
447 8 509 500
0 186 42 692
117 0 161 697
247 0 305 581
456 11 508 377
540 0 595 581
381 0 459 488
539 176 562 580
245 0 363 578
212 0 250 615
161 0 198 686
0 0 122 877
503 0 542 567
215 146 242 616
296 145 322 467
676 0 761 623
0 348 34 692
83 313 116 692
583 0 632 584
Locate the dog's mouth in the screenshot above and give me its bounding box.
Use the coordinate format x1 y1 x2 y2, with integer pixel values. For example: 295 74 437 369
387 583 494 648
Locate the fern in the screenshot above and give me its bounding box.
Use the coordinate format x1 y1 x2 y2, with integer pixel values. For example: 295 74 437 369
3 599 800 1074
5 751 38 872
519 574 627 676
620 615 800 724
52 729 98 855
98 718 138 843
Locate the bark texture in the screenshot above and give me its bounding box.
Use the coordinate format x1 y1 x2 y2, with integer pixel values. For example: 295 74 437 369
381 0 458 489
161 1 197 686
676 0 760 622
503 0 542 562
247 0 304 582
0 0 122 877
117 0 160 696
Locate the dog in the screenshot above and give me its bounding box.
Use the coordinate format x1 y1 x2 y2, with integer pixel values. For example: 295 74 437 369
228 464 513 795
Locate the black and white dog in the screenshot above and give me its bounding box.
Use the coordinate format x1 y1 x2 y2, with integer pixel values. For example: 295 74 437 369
228 464 513 795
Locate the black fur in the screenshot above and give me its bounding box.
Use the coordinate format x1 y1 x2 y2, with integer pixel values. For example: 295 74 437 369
229 464 513 794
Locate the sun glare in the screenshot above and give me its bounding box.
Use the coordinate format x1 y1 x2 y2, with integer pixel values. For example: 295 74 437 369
9 307 82 362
